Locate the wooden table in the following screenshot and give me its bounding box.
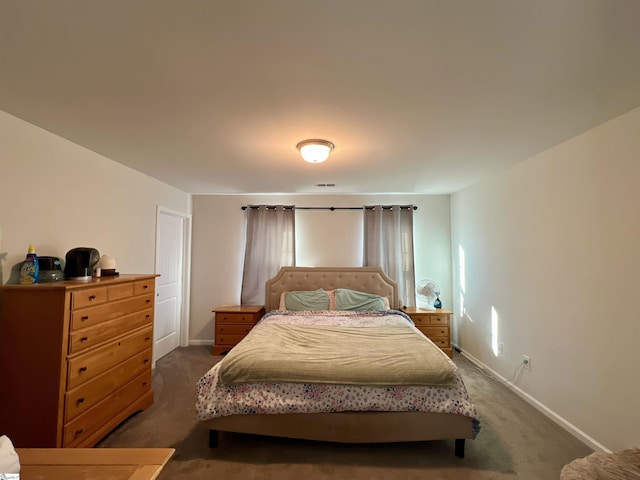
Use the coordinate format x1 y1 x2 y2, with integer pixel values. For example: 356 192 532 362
14 448 175 480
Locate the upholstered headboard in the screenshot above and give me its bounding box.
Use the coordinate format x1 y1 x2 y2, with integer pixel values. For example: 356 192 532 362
264 266 399 312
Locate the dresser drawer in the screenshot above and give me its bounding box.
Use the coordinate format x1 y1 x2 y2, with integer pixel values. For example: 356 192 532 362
216 312 259 324
71 288 108 310
134 279 155 295
63 369 152 447
70 302 113 331
69 309 153 354
68 326 153 389
215 334 248 346
70 293 154 331
216 324 254 335
65 348 151 421
107 283 134 301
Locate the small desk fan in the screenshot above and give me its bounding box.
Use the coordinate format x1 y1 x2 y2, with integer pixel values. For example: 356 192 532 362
415 279 441 310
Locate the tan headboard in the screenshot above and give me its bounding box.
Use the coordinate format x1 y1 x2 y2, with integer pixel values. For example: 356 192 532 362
265 267 398 312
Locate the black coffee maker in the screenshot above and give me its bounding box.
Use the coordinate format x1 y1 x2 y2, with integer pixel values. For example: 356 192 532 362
64 247 100 280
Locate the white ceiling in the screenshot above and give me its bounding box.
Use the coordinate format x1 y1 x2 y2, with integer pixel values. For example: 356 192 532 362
2 1 639 195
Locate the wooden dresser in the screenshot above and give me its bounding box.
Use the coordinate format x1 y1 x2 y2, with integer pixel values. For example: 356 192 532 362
401 307 453 358
212 305 265 355
0 274 157 447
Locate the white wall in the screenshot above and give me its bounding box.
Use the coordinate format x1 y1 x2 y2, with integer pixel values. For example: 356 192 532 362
0 110 191 282
450 107 640 452
190 194 451 342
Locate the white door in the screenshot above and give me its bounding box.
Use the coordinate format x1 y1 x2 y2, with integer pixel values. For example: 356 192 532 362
154 208 188 362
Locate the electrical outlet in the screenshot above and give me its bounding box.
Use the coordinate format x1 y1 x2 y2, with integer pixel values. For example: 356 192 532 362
498 342 504 356
523 355 531 370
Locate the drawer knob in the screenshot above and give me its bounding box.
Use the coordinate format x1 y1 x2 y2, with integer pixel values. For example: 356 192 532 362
75 428 84 438
146 314 150 319
89 295 96 300
146 299 151 304
144 359 149 364
143 285 148 289
77 397 85 405
81 315 89 321
80 336 88 342
79 366 87 373
145 337 151 341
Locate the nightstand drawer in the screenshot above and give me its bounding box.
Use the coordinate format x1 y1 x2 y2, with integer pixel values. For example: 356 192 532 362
411 314 449 326
216 312 259 323
428 314 450 326
215 334 248 346
410 315 431 326
418 326 449 337
216 324 254 335
428 337 450 348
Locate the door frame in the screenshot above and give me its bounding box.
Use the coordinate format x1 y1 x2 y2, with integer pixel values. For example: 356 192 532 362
155 205 192 353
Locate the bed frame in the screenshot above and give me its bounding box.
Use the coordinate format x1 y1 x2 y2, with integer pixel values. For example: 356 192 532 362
205 266 474 458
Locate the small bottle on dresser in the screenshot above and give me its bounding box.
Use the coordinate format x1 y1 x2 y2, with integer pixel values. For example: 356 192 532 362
19 244 40 284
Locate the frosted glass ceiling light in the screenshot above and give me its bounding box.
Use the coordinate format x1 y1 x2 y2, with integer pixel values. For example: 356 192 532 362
297 139 335 163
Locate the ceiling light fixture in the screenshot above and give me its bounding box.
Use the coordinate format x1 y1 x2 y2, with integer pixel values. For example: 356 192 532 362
297 139 335 164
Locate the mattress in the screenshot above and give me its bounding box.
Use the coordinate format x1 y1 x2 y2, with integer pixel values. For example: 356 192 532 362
196 310 481 438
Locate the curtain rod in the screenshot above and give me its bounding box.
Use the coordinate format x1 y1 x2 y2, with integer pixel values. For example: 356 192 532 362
241 205 417 211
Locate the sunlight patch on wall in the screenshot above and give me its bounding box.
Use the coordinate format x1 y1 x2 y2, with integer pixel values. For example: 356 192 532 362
458 244 466 293
491 306 499 356
458 243 470 321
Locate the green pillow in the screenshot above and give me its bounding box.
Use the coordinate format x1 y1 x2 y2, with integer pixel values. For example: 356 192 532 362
335 288 385 311
284 289 330 311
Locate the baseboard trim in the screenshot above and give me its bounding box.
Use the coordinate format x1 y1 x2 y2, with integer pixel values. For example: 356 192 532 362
454 344 610 453
189 339 214 346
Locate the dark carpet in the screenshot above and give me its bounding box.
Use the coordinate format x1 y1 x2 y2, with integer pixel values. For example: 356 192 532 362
98 346 592 479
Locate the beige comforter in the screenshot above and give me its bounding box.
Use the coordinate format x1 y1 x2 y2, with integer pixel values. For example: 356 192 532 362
219 323 455 387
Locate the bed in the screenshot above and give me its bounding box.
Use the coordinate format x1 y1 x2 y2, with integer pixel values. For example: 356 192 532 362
197 267 480 458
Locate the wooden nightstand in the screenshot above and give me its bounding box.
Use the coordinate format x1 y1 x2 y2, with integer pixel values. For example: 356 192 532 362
212 305 265 355
401 307 453 358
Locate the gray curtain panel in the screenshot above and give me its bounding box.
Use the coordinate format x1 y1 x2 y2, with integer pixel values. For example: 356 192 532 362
241 205 295 305
363 205 416 308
